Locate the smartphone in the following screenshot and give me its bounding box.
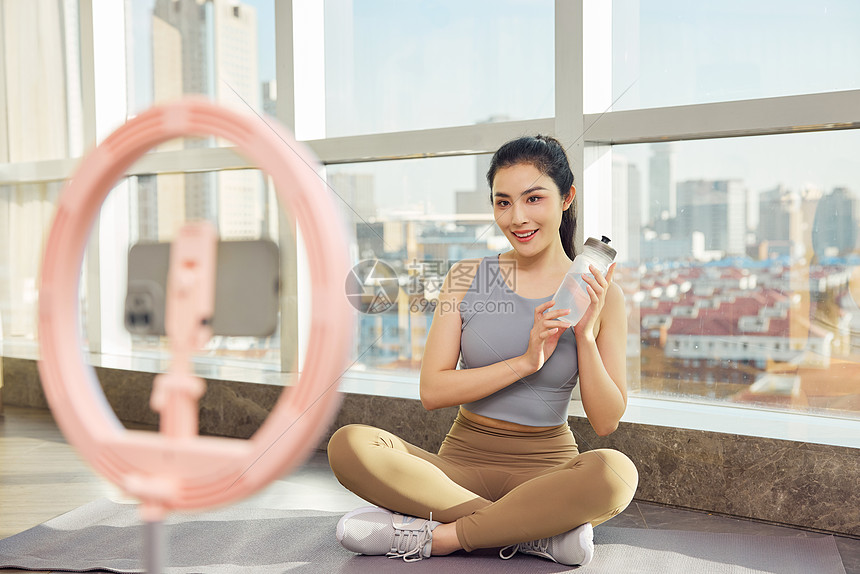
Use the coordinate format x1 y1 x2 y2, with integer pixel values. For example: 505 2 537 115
124 239 280 337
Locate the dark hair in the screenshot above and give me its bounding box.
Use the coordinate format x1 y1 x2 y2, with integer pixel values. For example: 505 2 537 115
486 135 577 260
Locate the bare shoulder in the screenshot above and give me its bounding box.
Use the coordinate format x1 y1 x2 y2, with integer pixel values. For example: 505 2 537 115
602 282 626 320
595 282 626 339
606 282 625 304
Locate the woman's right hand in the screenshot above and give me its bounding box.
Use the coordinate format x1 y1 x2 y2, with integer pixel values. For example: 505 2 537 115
520 300 570 374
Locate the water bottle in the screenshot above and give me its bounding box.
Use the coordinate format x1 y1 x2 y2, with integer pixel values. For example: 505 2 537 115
551 236 617 326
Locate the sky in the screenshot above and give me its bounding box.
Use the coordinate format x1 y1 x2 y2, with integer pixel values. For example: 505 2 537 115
324 0 554 136
612 0 860 111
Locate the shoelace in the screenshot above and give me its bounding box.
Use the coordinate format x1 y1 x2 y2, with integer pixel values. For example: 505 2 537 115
386 513 435 562
499 537 553 561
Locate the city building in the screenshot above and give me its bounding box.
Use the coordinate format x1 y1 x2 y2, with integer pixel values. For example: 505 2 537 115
647 142 676 225
758 185 803 259
611 154 632 262
151 0 262 238
812 187 858 258
674 179 747 256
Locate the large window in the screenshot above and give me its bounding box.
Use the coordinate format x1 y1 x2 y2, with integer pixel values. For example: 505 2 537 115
613 132 860 417
1 2 859 433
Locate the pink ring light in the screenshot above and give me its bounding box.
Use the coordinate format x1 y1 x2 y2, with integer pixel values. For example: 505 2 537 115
38 98 353 518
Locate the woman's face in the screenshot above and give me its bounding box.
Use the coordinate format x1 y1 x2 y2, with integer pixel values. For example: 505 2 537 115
492 163 573 256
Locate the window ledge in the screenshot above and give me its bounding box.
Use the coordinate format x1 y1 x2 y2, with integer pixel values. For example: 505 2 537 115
570 396 860 450
340 371 860 450
3 343 857 449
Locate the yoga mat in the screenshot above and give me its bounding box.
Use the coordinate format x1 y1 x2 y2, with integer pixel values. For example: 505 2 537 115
0 499 846 573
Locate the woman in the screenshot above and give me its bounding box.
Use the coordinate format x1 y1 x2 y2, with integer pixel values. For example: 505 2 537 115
328 135 638 565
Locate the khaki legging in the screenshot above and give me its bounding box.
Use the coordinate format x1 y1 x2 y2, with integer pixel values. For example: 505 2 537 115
327 410 639 552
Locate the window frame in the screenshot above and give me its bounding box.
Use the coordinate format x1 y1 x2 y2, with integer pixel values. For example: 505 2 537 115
1 0 859 445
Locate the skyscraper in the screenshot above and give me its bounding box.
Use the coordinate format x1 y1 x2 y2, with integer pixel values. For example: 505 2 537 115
758 185 802 258
262 80 277 118
627 162 643 262
675 179 747 256
328 171 379 257
328 172 377 224
612 154 631 262
648 143 676 225
812 187 858 258
150 0 261 239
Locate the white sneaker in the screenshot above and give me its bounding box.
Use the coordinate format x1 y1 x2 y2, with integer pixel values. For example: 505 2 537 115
499 522 594 566
336 506 441 562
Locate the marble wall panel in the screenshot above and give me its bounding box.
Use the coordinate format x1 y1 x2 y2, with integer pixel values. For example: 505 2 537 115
1 358 47 409
569 417 860 538
196 379 281 439
569 419 730 509
721 436 860 536
95 367 160 427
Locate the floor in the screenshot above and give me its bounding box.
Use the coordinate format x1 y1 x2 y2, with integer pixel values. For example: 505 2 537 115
1 406 858 573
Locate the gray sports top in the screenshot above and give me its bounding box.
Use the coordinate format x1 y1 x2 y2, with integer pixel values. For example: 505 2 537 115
458 256 579 426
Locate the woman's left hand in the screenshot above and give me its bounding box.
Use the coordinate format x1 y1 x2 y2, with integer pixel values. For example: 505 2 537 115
573 262 616 340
